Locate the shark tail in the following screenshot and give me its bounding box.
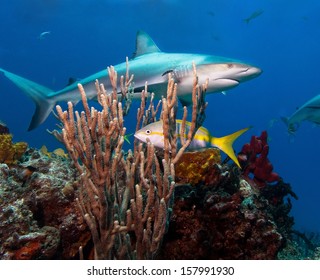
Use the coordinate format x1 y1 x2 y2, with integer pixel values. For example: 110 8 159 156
211 127 251 168
0 68 55 131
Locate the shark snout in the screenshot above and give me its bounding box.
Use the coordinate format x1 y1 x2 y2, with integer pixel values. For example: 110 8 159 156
201 62 262 83
234 64 262 82
245 65 262 78
202 62 262 93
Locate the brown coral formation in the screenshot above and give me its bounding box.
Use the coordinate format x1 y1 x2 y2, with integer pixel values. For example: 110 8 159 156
175 148 221 186
0 123 27 164
159 148 296 260
160 177 286 259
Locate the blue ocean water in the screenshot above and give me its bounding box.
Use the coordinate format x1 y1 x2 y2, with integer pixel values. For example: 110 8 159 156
0 0 319 233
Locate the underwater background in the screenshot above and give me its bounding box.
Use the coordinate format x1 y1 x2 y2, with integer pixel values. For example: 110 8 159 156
0 0 319 238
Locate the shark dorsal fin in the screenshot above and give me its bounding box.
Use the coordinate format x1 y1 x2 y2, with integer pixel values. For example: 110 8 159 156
132 31 161 58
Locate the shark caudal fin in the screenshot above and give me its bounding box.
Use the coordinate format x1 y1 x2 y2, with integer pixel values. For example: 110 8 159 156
0 68 55 131
211 127 251 168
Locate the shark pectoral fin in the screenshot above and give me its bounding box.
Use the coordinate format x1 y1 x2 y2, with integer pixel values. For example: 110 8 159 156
0 67 55 130
29 101 55 131
280 117 289 127
211 127 251 168
178 95 193 107
280 117 298 134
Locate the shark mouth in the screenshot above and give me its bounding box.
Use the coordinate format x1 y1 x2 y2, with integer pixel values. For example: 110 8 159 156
213 78 240 87
227 78 240 83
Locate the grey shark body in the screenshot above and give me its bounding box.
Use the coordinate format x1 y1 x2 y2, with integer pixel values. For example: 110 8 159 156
282 94 320 133
0 31 261 130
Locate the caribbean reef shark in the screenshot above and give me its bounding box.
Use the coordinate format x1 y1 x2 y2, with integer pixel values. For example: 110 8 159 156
282 94 320 134
0 31 261 131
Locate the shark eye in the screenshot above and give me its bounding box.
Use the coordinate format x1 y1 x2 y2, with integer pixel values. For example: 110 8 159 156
145 129 151 135
227 63 233 68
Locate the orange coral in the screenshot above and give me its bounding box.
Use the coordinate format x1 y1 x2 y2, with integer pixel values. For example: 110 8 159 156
14 241 41 260
175 148 221 185
0 134 27 164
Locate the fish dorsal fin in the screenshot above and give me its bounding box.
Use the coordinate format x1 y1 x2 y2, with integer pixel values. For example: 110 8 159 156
132 31 161 58
67 77 78 86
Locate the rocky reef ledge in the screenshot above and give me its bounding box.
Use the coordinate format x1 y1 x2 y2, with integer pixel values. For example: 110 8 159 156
0 146 318 259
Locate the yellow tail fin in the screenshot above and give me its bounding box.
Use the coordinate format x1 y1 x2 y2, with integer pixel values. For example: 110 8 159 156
211 127 251 168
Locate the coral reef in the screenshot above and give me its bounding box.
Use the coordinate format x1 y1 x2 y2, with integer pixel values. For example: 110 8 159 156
0 122 27 164
237 130 280 187
160 174 294 259
278 230 320 260
0 148 89 259
158 132 298 259
0 138 306 260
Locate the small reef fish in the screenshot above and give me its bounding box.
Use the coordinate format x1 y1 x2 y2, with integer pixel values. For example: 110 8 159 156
19 165 37 182
124 133 133 145
134 120 250 168
243 10 264 24
0 31 261 131
39 31 51 40
281 94 320 134
268 118 279 128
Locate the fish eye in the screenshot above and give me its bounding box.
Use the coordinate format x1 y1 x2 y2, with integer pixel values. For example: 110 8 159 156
227 63 233 68
145 129 151 135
